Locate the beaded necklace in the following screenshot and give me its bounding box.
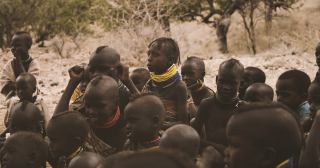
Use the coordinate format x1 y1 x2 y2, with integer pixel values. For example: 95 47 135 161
150 64 181 96
91 108 120 129
138 136 161 151
63 146 83 165
276 159 290 168
192 82 206 93
21 55 31 62
118 80 128 100
215 92 239 105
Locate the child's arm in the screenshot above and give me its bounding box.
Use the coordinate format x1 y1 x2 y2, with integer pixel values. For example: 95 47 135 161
115 127 127 153
192 98 226 155
112 62 140 95
13 48 26 75
1 82 16 97
53 66 84 115
299 110 320 168
162 81 188 130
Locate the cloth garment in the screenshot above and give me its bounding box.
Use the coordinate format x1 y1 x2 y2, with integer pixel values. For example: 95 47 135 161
71 85 82 102
296 101 310 121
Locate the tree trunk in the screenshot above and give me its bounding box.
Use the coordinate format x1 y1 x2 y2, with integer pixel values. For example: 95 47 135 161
0 25 4 49
265 0 273 35
216 15 231 53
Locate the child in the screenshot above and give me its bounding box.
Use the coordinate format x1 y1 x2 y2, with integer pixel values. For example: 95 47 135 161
46 111 90 168
144 37 188 130
192 59 245 168
130 68 151 92
1 131 48 168
315 42 320 78
181 56 214 108
54 74 127 157
244 83 274 103
238 67 266 100
4 73 50 129
97 151 134 168
107 149 197 168
68 152 104 168
124 92 166 151
224 103 303 168
299 75 320 168
159 124 200 161
276 70 311 121
0 31 40 100
68 46 139 114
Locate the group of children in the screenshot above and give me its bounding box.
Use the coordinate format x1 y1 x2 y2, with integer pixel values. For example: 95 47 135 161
0 31 320 168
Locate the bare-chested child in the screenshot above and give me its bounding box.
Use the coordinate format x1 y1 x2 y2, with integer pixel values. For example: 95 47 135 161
107 150 197 168
4 73 50 130
54 72 127 157
68 46 139 114
68 152 104 168
46 111 90 168
244 83 274 103
130 68 151 92
315 42 320 78
224 103 303 168
276 70 311 122
144 38 188 129
192 59 245 168
238 67 266 100
1 131 48 168
124 92 166 151
159 124 200 161
299 75 320 168
181 56 214 108
1 31 40 100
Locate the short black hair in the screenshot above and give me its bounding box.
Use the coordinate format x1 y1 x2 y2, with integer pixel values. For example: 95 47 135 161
233 102 304 158
185 56 205 73
129 92 166 110
14 31 33 49
278 70 311 95
247 83 274 101
245 67 266 83
113 149 197 168
17 73 37 87
313 75 320 84
11 131 48 164
220 58 244 70
96 46 108 53
50 111 89 142
148 37 181 65
132 68 151 81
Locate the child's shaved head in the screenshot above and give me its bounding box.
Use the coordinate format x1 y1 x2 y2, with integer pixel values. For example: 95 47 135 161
220 58 244 75
159 124 200 158
2 131 48 168
245 67 266 83
130 68 151 92
225 103 303 168
97 151 134 168
244 83 274 103
13 31 33 49
112 149 197 168
125 92 166 142
10 101 42 134
87 75 119 99
185 56 205 73
278 70 311 96
68 152 105 168
17 73 37 87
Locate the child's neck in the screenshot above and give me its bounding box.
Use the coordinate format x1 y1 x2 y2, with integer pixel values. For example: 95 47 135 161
138 135 161 151
63 146 83 163
155 64 174 75
215 92 238 105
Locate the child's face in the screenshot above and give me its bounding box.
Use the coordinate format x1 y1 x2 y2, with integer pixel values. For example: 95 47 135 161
46 123 76 158
217 68 242 100
10 111 40 134
308 83 320 118
16 77 36 102
181 61 203 87
130 73 145 92
89 53 118 81
2 134 29 168
11 36 29 57
276 79 302 111
224 116 263 168
239 70 255 96
147 43 171 74
124 102 154 143
84 86 117 126
244 89 272 103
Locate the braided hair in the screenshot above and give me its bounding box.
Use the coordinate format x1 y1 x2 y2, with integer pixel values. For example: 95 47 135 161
148 38 181 65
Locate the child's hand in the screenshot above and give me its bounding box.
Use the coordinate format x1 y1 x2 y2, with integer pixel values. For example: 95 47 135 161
301 115 314 133
12 47 23 62
111 61 130 84
187 79 203 91
68 65 84 84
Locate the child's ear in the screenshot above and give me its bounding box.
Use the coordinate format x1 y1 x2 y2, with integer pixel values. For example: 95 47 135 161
152 115 160 128
300 93 308 102
168 55 175 65
114 98 120 111
201 71 205 80
260 147 276 167
38 121 44 132
27 152 38 165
